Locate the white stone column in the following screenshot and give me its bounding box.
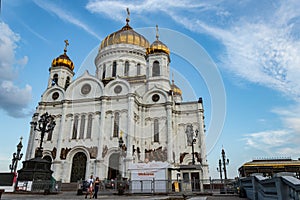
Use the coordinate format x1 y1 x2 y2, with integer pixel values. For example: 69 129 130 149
98 98 107 165
166 104 173 163
127 94 134 156
197 102 206 164
26 123 35 160
52 104 67 179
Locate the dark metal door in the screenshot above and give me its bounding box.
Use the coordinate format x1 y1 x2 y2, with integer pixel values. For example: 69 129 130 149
107 153 119 180
70 152 87 182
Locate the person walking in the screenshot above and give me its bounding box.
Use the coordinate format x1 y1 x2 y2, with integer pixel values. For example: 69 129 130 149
85 175 94 199
93 177 100 199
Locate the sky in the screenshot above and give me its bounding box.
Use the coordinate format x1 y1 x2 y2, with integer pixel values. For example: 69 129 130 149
1 0 300 179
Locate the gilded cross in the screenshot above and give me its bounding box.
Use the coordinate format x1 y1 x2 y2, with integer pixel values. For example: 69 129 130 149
64 39 69 53
126 8 130 23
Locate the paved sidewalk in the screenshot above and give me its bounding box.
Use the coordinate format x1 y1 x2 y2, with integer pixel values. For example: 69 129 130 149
1 192 241 200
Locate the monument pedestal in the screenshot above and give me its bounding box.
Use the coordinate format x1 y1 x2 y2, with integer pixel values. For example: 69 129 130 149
17 157 53 181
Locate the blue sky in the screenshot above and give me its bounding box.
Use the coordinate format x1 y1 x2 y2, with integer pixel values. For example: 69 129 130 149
1 0 300 179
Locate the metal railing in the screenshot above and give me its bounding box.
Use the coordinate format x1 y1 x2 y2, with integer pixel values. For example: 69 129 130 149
90 178 237 195
239 173 300 200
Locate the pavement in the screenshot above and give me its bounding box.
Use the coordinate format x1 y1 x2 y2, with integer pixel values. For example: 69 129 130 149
1 192 243 200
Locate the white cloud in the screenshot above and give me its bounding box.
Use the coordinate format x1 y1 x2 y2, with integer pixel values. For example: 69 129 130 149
34 0 100 40
0 81 32 117
243 129 300 156
86 0 300 156
0 22 32 118
244 104 300 157
85 0 300 101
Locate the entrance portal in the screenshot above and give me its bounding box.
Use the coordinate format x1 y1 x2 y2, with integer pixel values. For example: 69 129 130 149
107 153 120 180
70 152 87 182
191 172 200 191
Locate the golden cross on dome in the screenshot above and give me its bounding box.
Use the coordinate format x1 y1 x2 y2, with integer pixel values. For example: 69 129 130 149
64 39 69 53
126 8 130 23
156 25 159 40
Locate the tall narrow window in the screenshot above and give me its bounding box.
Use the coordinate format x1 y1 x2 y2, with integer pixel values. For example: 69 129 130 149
65 76 70 90
112 61 117 77
102 64 106 80
79 115 86 139
113 112 120 137
52 74 58 85
137 63 141 75
72 116 79 139
154 119 159 142
124 61 129 76
86 114 93 139
153 61 160 76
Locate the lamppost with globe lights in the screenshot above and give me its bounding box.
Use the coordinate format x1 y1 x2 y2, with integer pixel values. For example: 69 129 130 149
117 132 127 195
190 127 199 165
217 159 223 182
221 148 229 180
32 112 56 158
9 137 23 173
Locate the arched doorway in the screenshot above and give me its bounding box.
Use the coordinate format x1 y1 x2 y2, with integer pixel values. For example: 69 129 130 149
70 152 87 182
107 153 120 180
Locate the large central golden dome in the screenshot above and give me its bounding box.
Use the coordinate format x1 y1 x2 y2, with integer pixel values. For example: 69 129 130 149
100 20 150 50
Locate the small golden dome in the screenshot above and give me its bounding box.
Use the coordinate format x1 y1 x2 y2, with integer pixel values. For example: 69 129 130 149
100 23 150 50
147 25 170 55
171 80 182 96
51 40 74 71
147 40 170 55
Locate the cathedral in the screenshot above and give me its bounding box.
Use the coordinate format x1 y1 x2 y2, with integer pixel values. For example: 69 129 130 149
25 14 209 183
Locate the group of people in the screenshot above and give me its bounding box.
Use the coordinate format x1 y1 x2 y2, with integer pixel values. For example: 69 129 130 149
85 175 100 199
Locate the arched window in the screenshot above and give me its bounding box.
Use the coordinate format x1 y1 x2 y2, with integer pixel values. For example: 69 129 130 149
113 112 120 137
86 114 93 139
112 61 117 77
154 119 159 142
137 63 141 75
72 116 79 139
79 115 86 139
124 61 129 76
102 64 106 80
52 74 58 85
65 76 70 90
152 61 160 76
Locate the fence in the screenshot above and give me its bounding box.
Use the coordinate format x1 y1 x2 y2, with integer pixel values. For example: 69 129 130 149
16 179 62 194
239 173 300 200
94 179 237 195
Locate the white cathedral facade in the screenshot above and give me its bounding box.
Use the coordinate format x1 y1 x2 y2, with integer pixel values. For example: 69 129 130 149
25 17 209 183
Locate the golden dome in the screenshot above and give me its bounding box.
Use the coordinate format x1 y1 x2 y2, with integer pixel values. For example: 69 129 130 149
51 40 74 71
147 25 170 55
100 22 150 50
171 80 182 96
147 40 170 55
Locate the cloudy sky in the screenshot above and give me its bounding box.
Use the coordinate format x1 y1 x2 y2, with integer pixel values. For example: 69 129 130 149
1 0 300 179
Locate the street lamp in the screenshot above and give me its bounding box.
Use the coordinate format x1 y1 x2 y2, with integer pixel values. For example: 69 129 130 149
9 137 23 173
191 128 198 165
217 159 223 182
221 148 229 180
33 112 56 158
117 133 126 195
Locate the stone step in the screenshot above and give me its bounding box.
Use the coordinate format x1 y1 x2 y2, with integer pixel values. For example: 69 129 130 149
61 183 78 191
